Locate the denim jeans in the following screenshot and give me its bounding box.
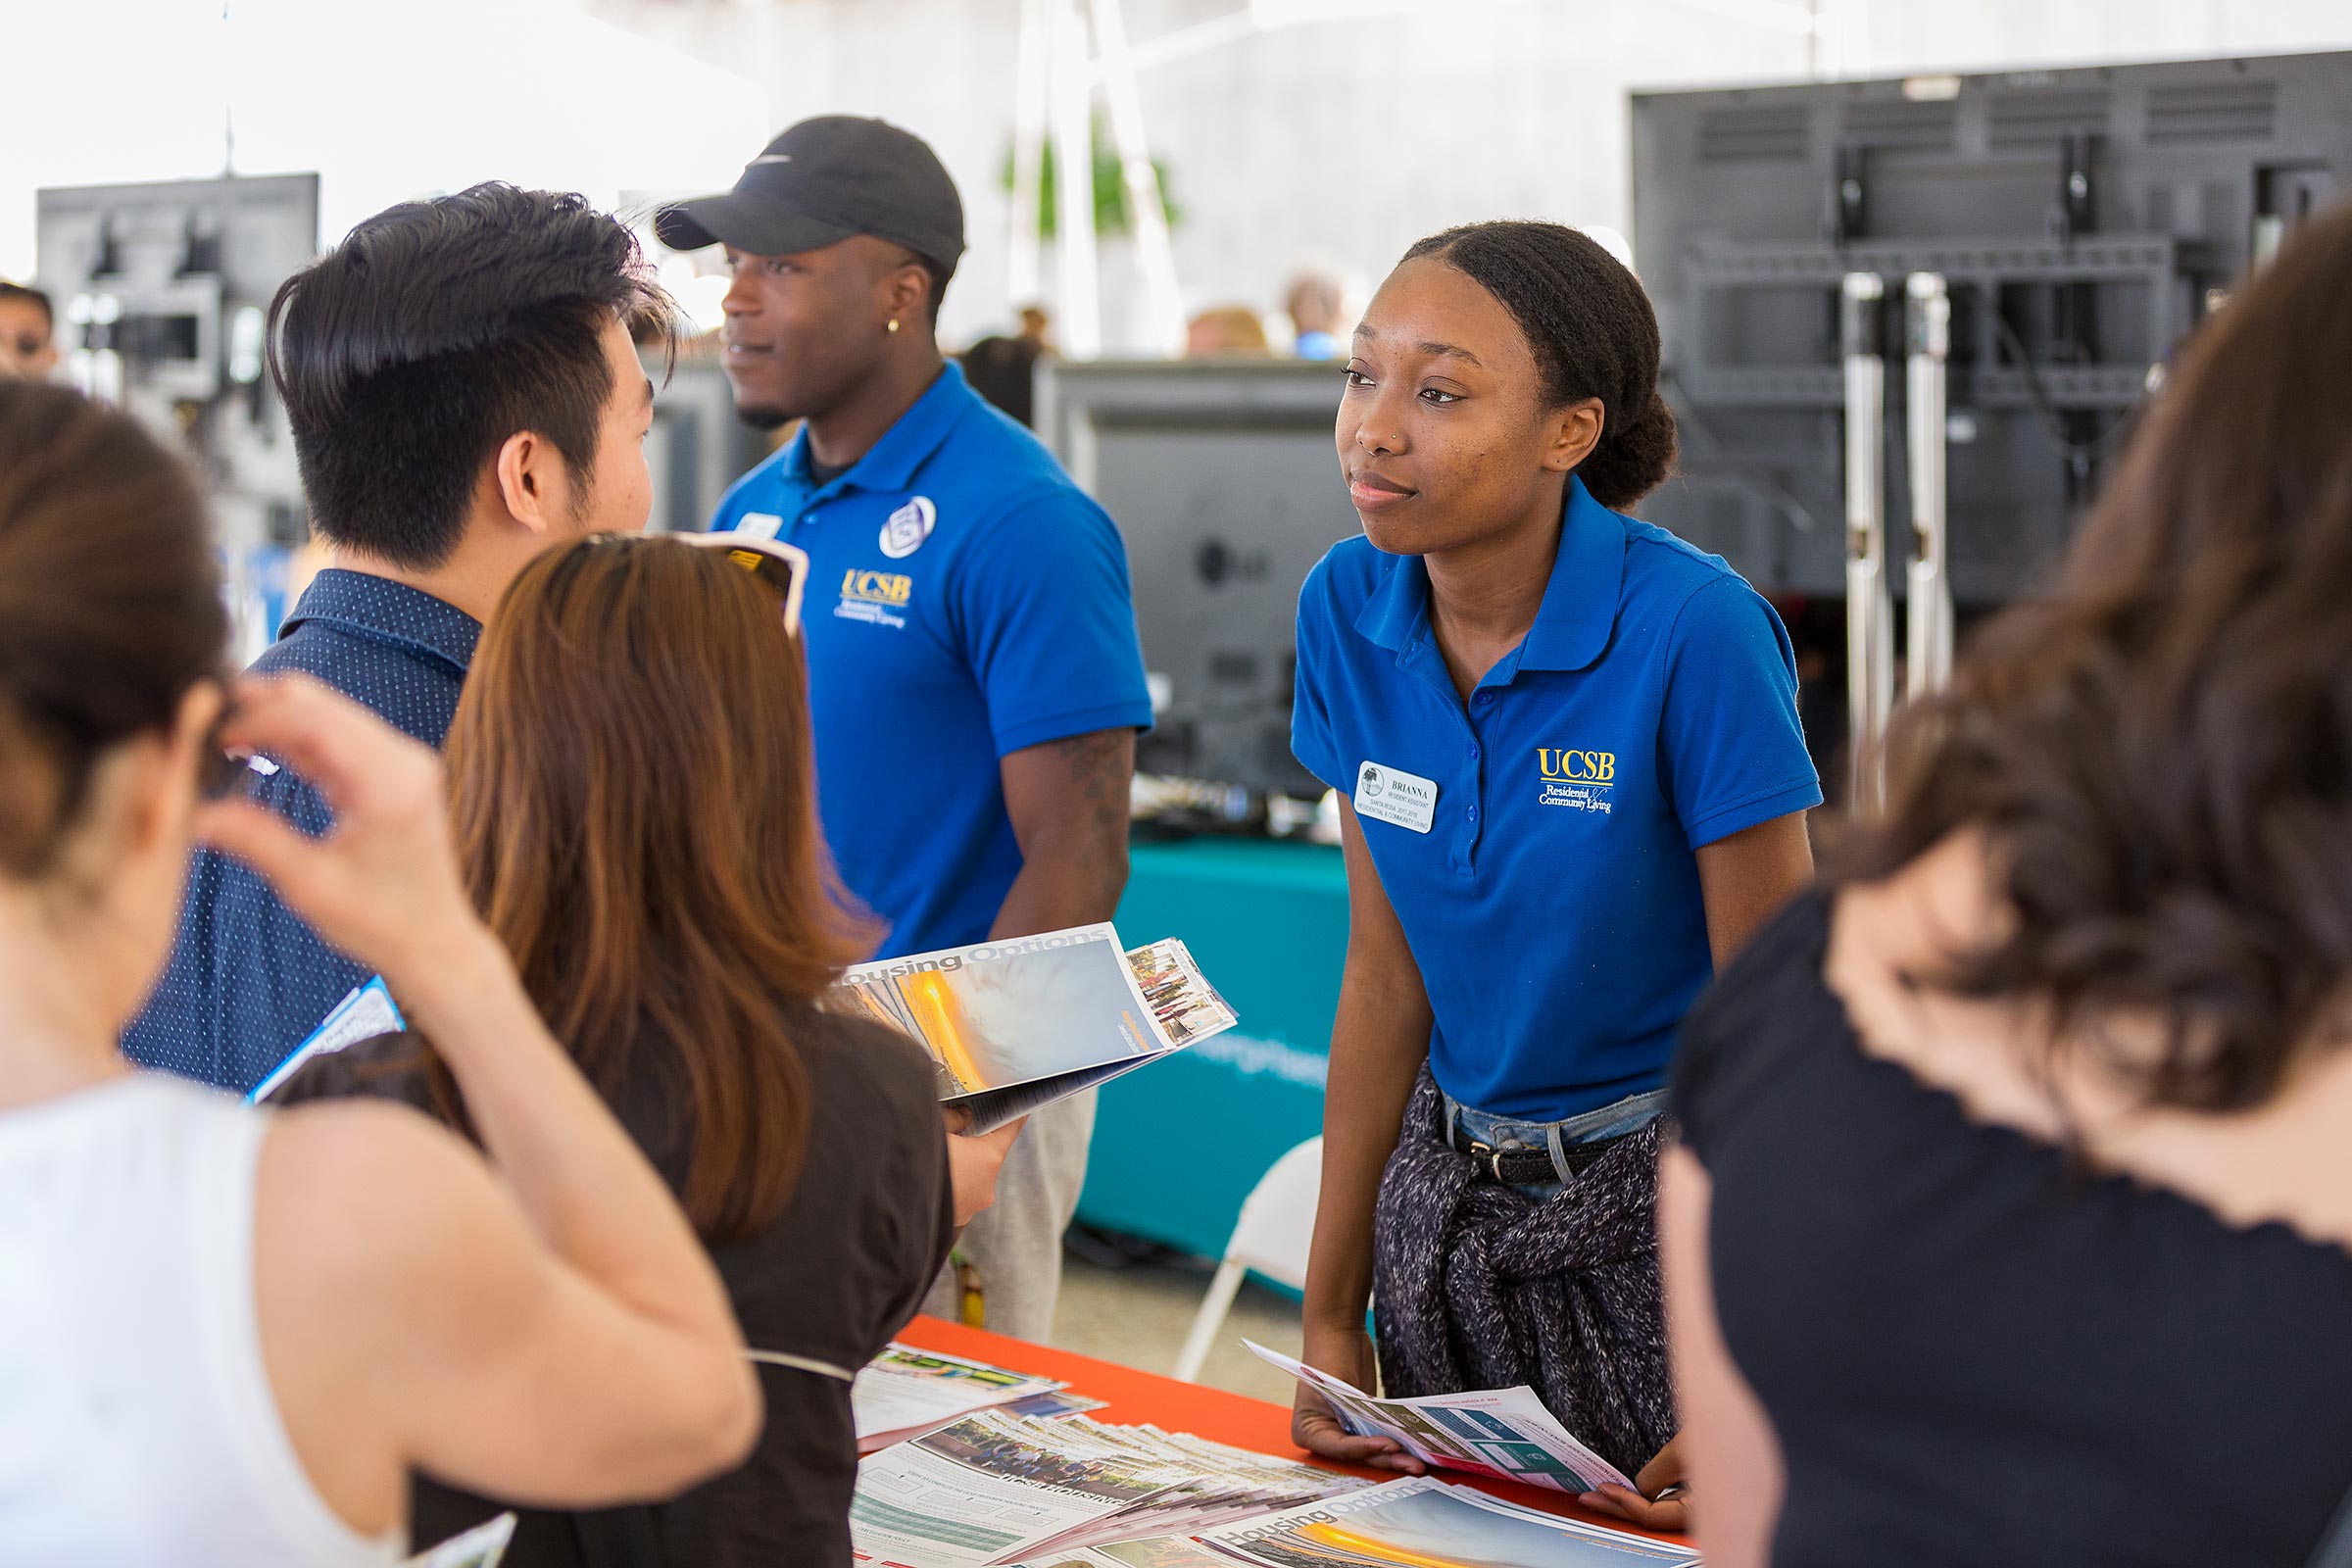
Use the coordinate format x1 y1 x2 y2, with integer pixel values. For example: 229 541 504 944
1440 1087 1670 1200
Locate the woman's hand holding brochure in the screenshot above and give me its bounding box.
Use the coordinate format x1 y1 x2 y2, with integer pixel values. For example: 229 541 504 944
945 1107 1026 1227
1291 1321 1425 1476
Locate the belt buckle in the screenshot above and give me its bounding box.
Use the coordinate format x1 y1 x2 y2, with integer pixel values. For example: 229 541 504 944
1463 1138 1508 1183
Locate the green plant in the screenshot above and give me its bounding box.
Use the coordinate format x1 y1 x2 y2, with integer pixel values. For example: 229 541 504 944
1002 120 1181 239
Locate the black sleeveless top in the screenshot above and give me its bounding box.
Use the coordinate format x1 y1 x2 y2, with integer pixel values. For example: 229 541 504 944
1673 890 2352 1567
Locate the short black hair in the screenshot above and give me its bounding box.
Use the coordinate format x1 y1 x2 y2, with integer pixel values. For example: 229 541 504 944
267 183 671 568
0 282 53 331
1402 220 1678 510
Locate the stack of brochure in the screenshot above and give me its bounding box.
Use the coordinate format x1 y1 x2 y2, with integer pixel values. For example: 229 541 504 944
1048 1475 1704 1567
851 1409 1371 1565
1245 1342 1635 1495
856 1344 1105 1453
850 1408 1695 1568
831 925 1236 1133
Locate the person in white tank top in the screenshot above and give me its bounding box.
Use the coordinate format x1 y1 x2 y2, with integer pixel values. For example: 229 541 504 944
2 1078 403 1564
0 384 760 1560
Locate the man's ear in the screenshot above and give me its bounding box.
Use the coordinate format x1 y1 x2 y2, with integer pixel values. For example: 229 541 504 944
1544 397 1606 474
492 429 562 536
884 262 930 330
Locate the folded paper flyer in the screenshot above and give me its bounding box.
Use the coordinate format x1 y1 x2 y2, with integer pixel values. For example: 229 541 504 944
854 1344 1067 1453
831 924 1235 1133
404 1512 516 1568
1185 1475 1701 1567
1245 1341 1637 1496
248 975 406 1103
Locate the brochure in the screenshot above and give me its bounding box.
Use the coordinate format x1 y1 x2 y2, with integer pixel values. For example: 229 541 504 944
1006 1390 1110 1421
1035 1543 1238 1568
248 975 406 1103
849 1410 1365 1566
1035 1542 1238 1568
403 1512 516 1568
856 1344 1067 1453
1245 1342 1636 1495
1125 939 1239 1047
1015 1424 1370 1559
832 924 1235 1133
1195 1477 1702 1568
850 1409 1184 1566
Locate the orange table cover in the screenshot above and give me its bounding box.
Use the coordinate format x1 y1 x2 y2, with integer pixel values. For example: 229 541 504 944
894 1314 1690 1548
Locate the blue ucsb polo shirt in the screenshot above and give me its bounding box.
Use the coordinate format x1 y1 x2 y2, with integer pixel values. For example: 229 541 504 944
1293 475 1821 1122
124 570 479 1092
710 362 1152 958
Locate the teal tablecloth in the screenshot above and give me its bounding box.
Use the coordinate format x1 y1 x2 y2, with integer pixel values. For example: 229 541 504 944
1079 837 1347 1262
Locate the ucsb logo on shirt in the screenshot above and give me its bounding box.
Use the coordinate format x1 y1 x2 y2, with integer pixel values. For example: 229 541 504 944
1537 747 1615 814
1538 748 1614 783
836 567 914 629
842 569 912 605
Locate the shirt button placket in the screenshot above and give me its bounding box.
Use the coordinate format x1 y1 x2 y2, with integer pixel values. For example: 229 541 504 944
1458 698 1488 875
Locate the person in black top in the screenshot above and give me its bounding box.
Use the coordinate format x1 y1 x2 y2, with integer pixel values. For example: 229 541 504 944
281 533 959 1566
1665 201 2352 1566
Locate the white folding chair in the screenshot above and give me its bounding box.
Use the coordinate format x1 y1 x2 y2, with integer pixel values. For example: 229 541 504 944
1171 1135 1323 1384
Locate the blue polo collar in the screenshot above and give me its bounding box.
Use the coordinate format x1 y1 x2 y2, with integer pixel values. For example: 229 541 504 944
277 568 480 675
782 360 977 497
1352 474 1627 675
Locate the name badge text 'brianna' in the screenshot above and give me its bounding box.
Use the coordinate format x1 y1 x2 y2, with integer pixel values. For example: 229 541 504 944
1353 760 1439 834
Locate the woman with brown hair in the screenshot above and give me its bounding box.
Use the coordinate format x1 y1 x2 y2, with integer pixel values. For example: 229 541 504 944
1664 203 2352 1565
280 532 959 1565
0 385 758 1561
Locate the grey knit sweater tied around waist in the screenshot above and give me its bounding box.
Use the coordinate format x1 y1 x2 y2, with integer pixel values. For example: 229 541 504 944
1370 1065 1677 1479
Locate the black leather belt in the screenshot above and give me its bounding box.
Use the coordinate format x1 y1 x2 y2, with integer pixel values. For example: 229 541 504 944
1448 1123 1636 1185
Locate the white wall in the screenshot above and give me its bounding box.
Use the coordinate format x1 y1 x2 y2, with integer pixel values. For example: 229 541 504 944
0 0 768 288
7 0 2350 346
588 0 2352 349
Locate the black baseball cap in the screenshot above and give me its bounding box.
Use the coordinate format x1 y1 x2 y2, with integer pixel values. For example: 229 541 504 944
656 116 966 276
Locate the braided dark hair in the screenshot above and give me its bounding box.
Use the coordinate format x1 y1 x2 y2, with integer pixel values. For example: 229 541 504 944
1402 220 1677 510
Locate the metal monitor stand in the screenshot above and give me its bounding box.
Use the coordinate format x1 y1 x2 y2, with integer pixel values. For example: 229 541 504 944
1841 271 1893 808
1906 271 1955 700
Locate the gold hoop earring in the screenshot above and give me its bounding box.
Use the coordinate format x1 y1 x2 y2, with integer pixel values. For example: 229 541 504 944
887 318 901 334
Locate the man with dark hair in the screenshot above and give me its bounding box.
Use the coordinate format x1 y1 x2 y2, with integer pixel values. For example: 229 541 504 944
126 183 666 1092
660 118 1152 1343
0 282 59 380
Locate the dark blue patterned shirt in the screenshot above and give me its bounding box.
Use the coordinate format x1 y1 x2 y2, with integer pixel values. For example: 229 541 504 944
124 569 479 1092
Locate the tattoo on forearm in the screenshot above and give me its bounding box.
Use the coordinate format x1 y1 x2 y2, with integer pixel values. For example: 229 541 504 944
1051 729 1132 875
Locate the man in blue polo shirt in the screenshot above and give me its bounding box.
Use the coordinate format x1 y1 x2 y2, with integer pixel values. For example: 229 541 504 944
658 118 1152 1341
126 186 666 1092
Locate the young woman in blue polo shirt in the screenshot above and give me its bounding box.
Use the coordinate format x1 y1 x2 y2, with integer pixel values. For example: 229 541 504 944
1288 220 1822 1532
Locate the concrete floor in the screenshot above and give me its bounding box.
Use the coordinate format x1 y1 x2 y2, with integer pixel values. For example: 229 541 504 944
1049 1249 1305 1405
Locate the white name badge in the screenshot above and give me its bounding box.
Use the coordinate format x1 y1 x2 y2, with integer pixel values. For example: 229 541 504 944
1353 760 1439 834
734 512 786 541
